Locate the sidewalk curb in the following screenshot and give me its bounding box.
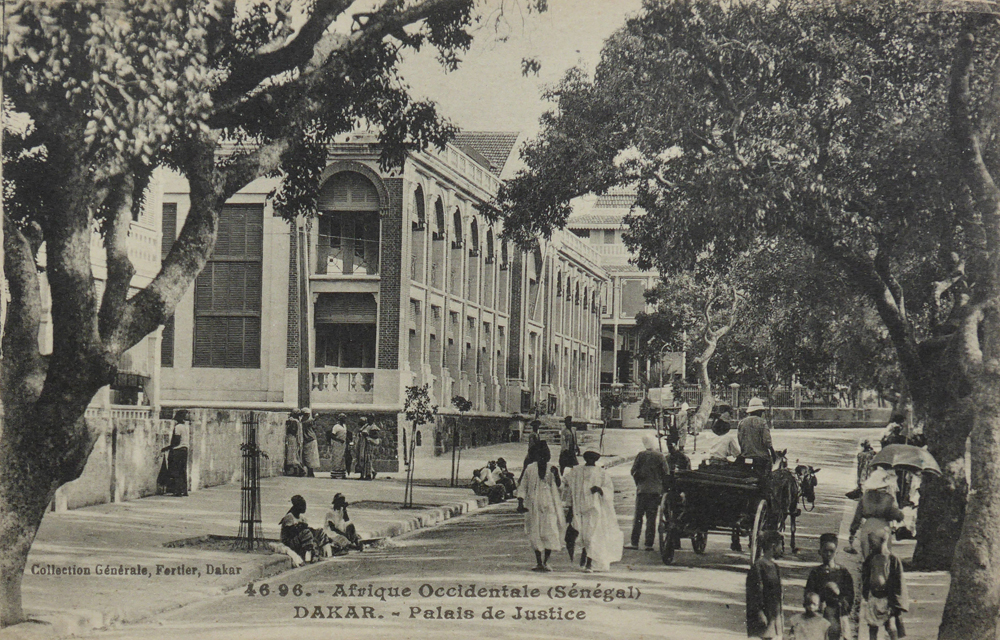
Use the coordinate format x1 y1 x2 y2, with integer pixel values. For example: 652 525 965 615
16 495 489 640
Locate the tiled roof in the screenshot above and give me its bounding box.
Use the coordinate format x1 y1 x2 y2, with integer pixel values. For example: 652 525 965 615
594 193 637 208
566 214 627 227
452 131 520 176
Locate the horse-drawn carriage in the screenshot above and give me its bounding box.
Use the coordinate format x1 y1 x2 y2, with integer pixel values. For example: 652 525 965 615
656 453 818 565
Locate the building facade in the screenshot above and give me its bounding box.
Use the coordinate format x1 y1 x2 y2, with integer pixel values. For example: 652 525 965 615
154 132 604 467
566 189 684 427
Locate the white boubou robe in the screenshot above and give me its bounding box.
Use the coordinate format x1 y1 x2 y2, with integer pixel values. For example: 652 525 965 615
562 464 623 571
516 462 566 552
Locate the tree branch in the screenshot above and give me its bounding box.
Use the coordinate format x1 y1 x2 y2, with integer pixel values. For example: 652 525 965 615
211 0 354 107
97 169 148 343
1 215 46 405
111 139 223 352
950 25 1000 295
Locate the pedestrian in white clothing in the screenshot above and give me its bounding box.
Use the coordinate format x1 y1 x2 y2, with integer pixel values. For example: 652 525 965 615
516 441 565 572
562 449 623 572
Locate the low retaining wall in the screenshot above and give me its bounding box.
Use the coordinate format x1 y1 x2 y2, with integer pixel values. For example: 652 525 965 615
55 409 286 512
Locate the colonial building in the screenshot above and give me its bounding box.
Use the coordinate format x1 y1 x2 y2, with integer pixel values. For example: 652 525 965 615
154 132 605 468
566 188 684 427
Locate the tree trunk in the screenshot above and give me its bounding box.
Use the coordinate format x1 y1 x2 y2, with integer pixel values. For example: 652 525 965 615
691 355 715 434
912 394 973 570
0 408 95 627
938 307 1000 640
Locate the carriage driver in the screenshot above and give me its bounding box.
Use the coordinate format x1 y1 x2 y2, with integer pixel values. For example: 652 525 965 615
737 398 774 474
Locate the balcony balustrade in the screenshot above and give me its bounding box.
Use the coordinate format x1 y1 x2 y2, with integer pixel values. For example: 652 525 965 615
311 368 376 404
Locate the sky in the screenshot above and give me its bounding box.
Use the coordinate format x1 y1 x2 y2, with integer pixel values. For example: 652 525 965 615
397 0 645 139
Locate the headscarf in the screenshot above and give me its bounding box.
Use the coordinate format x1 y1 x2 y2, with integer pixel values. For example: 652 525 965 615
642 435 656 451
863 467 896 492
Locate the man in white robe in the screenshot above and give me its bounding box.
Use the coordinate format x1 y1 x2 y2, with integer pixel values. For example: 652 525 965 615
516 441 565 571
563 449 623 572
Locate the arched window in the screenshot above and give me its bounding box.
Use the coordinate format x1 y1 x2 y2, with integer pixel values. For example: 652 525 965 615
486 229 495 264
469 219 480 257
411 185 426 283
413 185 426 229
452 209 464 249
431 198 446 288
434 199 445 240
317 171 380 275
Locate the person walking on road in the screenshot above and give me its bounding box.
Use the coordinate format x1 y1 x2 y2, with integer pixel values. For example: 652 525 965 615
738 397 774 471
562 449 623 572
746 530 784 639
516 441 565 572
861 529 908 640
627 435 668 551
849 466 904 558
805 533 855 640
329 413 348 479
300 408 320 478
559 415 580 473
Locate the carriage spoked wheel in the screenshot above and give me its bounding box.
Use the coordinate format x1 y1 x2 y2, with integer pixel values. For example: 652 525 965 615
691 529 708 555
658 494 676 565
748 499 769 564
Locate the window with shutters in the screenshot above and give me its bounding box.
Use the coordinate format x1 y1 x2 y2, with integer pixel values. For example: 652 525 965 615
160 203 177 367
192 204 263 368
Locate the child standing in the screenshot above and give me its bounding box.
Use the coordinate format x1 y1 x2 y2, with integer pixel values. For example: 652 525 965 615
861 529 908 640
789 592 831 640
746 530 784 639
805 533 855 640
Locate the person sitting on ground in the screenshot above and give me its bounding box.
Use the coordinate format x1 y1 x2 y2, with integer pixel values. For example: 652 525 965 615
806 533 855 640
472 461 507 504
788 591 831 640
279 495 333 566
495 458 517 498
323 493 364 552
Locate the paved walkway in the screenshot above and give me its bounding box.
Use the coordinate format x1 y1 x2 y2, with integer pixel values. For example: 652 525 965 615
2 428 953 640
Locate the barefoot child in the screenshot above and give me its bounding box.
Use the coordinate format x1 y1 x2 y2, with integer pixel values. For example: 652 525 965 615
746 530 784 639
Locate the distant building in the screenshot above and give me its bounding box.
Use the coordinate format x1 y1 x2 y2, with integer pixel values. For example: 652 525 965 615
566 188 684 427
153 132 604 469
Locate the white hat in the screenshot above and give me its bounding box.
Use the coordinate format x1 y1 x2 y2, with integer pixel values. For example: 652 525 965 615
863 467 896 492
746 397 766 414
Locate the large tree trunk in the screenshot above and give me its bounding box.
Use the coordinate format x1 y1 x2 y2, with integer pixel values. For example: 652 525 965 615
0 406 96 626
912 388 973 569
938 307 1000 640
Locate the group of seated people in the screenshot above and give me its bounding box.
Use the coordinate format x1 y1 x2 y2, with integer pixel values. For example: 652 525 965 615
277 493 365 566
470 458 517 504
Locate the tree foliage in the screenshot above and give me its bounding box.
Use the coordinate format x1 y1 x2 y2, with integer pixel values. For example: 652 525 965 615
0 0 542 627
492 2 1000 636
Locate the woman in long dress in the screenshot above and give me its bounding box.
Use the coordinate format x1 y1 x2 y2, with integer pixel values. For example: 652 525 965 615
161 410 190 496
562 449 623 572
516 441 565 571
300 408 320 477
329 413 348 479
357 420 381 480
284 412 303 476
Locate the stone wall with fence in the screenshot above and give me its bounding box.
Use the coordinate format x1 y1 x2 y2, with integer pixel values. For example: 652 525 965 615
51 408 287 512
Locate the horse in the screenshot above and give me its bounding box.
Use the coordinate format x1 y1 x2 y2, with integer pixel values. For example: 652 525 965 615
765 450 820 554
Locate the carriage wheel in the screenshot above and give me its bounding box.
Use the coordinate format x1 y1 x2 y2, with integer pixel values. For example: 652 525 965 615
748 499 769 564
691 529 708 555
658 494 676 565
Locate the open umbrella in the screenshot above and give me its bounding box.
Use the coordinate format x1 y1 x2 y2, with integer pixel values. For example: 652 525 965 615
871 444 942 476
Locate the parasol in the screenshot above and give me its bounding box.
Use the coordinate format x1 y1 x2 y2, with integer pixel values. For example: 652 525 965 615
871 444 942 476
